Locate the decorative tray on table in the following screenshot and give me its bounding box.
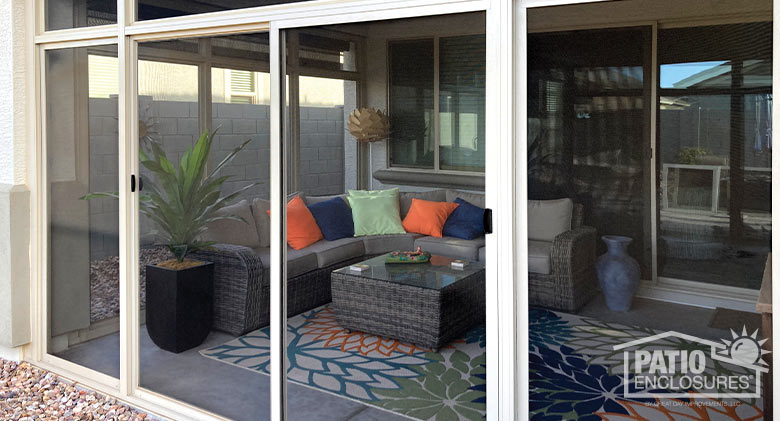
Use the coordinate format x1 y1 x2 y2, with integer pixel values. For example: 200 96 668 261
385 247 431 264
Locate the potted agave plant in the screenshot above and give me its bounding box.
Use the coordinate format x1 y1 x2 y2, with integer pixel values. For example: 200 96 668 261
85 130 255 353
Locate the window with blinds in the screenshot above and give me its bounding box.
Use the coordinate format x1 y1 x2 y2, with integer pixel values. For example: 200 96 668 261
229 70 257 104
388 34 486 172
439 35 486 172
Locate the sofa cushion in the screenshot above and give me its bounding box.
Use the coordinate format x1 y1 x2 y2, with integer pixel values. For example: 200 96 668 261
252 246 319 278
361 233 423 254
305 193 348 206
347 189 405 236
251 192 300 248
446 189 485 208
203 200 261 248
399 189 447 219
402 198 459 238
442 197 485 240
348 187 398 198
304 237 366 268
267 196 323 250
307 197 354 241
528 198 573 242
528 240 552 275
414 236 485 261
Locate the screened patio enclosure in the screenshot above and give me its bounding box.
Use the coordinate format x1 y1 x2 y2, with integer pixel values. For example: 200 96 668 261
44 12 491 420
528 9 772 301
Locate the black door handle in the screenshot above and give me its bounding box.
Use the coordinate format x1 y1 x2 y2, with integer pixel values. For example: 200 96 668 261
131 174 136 192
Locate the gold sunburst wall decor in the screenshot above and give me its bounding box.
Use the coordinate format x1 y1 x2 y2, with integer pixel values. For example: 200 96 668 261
347 107 390 143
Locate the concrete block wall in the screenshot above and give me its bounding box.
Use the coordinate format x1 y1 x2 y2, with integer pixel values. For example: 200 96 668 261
89 97 346 257
88 97 119 260
298 105 345 196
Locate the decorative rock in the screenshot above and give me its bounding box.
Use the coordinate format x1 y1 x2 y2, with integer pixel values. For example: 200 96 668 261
0 358 156 420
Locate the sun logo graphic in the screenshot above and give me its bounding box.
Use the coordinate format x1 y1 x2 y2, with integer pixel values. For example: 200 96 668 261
718 327 771 368
613 326 771 399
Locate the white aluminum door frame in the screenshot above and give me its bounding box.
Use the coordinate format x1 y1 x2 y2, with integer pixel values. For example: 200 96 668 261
268 1 514 418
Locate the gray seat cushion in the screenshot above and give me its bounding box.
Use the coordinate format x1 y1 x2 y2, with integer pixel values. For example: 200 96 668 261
362 233 423 254
528 198 573 242
304 193 348 206
203 200 261 248
446 189 485 208
414 236 485 261
478 246 486 263
251 192 301 248
528 240 552 275
303 237 365 268
252 246 319 278
399 190 447 219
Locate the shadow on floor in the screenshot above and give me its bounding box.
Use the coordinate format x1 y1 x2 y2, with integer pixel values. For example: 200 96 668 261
56 327 407 421
578 295 734 341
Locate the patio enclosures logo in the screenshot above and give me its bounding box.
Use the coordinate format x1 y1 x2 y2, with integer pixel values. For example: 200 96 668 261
613 328 770 399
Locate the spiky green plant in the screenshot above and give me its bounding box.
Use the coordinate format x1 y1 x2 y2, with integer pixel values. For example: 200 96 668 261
84 130 256 262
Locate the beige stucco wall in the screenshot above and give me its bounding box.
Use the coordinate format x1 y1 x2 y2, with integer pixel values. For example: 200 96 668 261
0 0 30 358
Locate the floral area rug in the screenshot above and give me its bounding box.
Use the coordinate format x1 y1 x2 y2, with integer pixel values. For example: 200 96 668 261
200 305 486 420
530 308 764 421
201 306 765 420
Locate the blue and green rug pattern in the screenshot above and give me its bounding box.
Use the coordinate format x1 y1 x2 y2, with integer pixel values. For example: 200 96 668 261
201 306 764 420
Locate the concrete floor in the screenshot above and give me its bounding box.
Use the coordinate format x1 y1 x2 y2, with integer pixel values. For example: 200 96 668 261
55 295 739 420
56 327 407 421
579 295 732 341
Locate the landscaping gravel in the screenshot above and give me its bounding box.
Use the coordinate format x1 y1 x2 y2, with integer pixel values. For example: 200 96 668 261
0 359 155 420
90 247 173 323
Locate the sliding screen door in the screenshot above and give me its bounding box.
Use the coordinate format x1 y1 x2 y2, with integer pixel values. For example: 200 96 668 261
135 33 274 420
45 45 120 378
528 27 653 278
657 22 772 289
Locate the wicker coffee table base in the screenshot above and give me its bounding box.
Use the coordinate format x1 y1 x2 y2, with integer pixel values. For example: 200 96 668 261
331 269 486 350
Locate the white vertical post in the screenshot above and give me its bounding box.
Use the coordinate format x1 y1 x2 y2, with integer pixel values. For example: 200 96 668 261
487 0 517 419
269 22 288 421
515 2 529 420
118 0 140 398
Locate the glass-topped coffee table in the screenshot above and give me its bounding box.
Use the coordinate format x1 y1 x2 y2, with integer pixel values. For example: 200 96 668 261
331 253 486 350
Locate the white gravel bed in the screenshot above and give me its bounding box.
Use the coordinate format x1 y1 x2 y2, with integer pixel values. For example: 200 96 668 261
0 359 157 420
90 247 173 323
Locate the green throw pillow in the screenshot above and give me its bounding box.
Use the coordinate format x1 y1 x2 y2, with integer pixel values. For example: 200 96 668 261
348 187 399 197
347 190 406 236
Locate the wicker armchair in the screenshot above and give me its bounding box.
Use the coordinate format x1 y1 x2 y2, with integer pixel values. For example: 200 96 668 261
191 245 370 336
528 203 598 313
191 244 266 335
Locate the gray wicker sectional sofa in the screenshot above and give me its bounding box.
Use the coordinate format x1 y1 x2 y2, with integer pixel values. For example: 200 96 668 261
192 190 597 337
193 189 487 336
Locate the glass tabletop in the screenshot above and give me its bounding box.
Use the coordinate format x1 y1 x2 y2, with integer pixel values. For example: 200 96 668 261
333 253 486 290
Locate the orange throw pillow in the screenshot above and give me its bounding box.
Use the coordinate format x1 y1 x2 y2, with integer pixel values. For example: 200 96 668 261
402 198 459 238
266 196 323 250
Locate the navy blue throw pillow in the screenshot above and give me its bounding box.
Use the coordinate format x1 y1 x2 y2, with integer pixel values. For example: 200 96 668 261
442 197 485 240
307 197 354 241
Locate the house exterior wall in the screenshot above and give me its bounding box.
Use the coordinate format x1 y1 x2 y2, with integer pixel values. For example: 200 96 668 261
0 0 30 357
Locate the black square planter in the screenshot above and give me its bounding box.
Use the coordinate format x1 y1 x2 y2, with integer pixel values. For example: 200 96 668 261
146 261 214 353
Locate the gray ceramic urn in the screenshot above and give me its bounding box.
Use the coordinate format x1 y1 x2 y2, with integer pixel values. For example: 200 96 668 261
595 235 640 312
